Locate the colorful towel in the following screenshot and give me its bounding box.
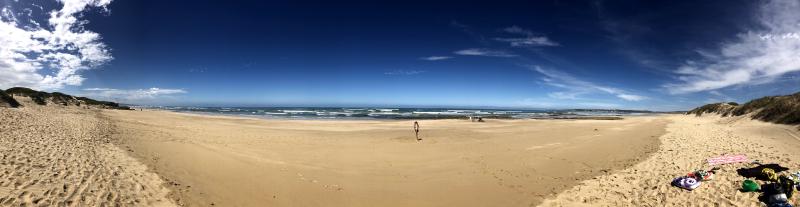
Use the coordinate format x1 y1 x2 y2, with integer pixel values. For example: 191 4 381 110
672 176 701 191
689 170 715 181
707 154 748 165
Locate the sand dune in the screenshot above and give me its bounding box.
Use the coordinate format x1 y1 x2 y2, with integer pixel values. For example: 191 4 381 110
0 106 174 206
104 109 668 207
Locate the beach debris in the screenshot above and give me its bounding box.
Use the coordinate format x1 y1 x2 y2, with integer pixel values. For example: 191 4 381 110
768 193 788 204
790 172 800 191
671 176 701 191
688 168 718 181
742 179 760 192
763 168 780 182
707 154 748 165
778 175 796 198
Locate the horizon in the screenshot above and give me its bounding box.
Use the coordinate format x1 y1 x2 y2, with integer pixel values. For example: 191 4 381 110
2 1 800 111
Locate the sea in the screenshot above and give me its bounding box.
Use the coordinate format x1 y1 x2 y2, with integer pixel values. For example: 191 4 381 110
144 106 658 120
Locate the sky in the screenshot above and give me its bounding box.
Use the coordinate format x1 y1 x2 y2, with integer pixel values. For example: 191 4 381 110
1 0 800 111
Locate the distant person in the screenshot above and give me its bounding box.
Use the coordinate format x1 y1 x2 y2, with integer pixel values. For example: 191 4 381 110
413 121 421 141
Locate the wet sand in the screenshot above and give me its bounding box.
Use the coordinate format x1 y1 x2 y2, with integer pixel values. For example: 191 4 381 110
104 110 668 207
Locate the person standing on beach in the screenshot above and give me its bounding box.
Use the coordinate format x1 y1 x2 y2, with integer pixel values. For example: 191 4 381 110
413 121 421 141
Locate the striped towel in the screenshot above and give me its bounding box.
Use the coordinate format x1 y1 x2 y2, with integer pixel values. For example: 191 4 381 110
707 154 748 165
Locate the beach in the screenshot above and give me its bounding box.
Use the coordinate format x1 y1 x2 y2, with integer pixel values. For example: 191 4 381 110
2 106 799 206
104 109 667 207
541 114 800 206
0 105 173 206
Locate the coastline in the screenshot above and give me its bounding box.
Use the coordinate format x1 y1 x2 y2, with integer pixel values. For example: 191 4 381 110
4 105 797 206
104 109 668 206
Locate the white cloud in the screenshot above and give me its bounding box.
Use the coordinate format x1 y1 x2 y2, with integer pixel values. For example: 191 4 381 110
420 56 453 61
529 65 647 101
0 0 113 90
454 48 517 57
665 0 800 94
616 94 646 101
384 70 426 75
82 87 187 101
495 26 559 47
577 102 620 109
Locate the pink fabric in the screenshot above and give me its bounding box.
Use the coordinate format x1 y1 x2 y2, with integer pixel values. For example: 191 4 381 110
707 154 748 165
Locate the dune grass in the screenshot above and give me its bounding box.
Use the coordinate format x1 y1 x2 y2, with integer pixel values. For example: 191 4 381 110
687 92 800 125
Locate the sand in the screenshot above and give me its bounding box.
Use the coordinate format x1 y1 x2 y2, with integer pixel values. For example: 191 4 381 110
103 109 668 207
5 105 797 207
540 114 800 206
0 105 174 206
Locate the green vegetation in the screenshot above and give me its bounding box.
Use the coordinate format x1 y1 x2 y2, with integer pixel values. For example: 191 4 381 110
6 87 49 105
686 102 738 116
3 87 131 110
687 92 800 125
0 90 21 108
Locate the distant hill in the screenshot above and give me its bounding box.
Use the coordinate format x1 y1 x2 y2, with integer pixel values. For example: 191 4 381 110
2 87 131 110
687 92 800 125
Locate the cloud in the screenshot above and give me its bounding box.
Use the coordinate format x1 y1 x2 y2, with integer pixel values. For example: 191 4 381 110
528 65 647 101
420 56 453 61
454 48 517 57
495 26 559 47
82 87 187 101
384 70 426 76
0 0 113 90
665 0 800 94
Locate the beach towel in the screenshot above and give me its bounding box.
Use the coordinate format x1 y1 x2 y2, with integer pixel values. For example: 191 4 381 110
707 154 748 165
672 176 701 191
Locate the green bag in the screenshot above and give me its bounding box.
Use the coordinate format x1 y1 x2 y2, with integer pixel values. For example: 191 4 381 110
742 180 760 192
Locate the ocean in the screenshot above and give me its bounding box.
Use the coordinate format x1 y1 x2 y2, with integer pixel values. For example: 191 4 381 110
145 107 657 120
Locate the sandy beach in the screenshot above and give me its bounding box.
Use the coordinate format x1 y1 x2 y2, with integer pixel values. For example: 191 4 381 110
0 105 174 206
104 109 667 207
2 105 799 206
541 115 800 206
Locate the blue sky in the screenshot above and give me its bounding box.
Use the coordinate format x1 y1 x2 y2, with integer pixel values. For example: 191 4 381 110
1 0 800 111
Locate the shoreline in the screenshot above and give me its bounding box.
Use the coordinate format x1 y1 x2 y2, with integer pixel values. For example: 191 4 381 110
148 108 661 122
105 109 668 206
